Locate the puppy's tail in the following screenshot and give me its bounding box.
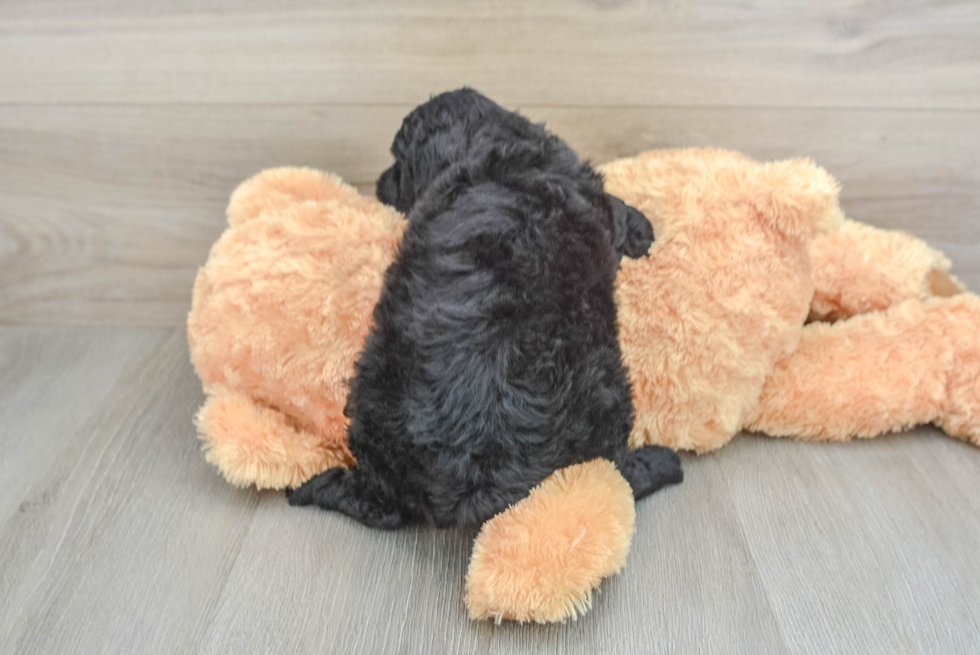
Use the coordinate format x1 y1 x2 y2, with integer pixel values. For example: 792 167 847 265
619 446 683 501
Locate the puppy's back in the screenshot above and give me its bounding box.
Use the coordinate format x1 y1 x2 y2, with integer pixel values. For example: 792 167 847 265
351 146 630 527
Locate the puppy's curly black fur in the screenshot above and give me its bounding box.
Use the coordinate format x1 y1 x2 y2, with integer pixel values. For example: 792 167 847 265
288 89 682 529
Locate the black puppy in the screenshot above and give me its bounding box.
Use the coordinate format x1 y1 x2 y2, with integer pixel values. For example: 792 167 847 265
288 89 681 529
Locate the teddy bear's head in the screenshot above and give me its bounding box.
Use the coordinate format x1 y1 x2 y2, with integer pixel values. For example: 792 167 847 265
189 168 406 489
600 148 843 452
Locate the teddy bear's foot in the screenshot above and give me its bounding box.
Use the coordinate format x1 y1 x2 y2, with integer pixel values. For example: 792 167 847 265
808 219 965 322
226 166 364 227
465 459 636 624
195 388 353 490
934 294 980 445
748 294 980 445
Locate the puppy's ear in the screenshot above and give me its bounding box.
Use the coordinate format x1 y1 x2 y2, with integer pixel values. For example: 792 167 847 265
376 164 402 210
609 194 654 259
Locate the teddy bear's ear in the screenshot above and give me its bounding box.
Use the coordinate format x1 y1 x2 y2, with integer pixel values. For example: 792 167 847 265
748 158 844 240
226 167 357 228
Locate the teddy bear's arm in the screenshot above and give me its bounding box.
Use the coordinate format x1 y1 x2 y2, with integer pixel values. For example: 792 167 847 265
746 294 980 446
808 219 965 322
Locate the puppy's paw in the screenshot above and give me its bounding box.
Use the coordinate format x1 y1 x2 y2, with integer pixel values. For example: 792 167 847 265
376 163 401 208
609 194 655 259
285 468 347 507
284 484 310 506
620 445 683 501
623 207 655 258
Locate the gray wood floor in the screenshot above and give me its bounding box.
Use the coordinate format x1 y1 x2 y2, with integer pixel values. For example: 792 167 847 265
2 328 979 654
2 1 980 653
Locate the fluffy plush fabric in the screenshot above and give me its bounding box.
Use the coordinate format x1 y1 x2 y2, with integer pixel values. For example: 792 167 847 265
808 218 964 321
603 148 978 452
749 293 980 445
189 168 405 489
188 146 979 623
190 148 980 486
465 458 636 624
286 90 681 529
602 148 844 452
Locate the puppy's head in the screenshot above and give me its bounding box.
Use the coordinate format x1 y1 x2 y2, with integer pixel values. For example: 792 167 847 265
377 88 506 214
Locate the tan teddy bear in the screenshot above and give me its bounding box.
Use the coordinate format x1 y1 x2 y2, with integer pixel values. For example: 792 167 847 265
603 148 979 453
188 148 979 623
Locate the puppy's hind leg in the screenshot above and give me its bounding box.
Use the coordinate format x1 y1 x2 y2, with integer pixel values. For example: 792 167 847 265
618 446 683 501
286 468 409 530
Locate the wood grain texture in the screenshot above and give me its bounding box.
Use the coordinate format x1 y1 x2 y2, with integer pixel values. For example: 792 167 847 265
2 0 979 108
2 105 977 325
1 0 978 326
1 328 978 654
2 1 980 652
0 328 261 655
720 435 980 654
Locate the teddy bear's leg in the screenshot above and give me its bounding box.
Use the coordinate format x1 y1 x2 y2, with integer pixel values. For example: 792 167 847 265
465 459 637 623
808 219 965 322
225 166 363 227
195 387 353 490
746 294 980 445
932 296 980 443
